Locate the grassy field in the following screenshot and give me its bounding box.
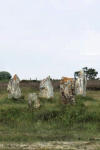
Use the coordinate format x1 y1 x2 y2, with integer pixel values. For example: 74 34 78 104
0 88 100 145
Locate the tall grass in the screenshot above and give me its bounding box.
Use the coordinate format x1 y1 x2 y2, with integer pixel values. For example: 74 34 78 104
0 89 100 142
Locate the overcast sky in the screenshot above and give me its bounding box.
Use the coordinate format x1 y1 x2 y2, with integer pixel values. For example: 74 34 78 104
0 0 100 79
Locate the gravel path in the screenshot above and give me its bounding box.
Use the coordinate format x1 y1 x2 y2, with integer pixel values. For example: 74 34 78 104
0 141 100 150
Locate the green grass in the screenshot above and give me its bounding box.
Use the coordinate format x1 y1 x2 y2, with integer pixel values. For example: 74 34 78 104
0 88 100 143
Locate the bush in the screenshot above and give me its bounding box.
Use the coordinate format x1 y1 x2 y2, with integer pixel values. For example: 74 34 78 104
0 71 12 80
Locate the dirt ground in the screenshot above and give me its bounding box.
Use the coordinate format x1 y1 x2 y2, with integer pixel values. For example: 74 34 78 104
0 141 100 150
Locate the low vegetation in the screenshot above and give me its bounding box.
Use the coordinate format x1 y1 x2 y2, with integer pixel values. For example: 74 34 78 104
0 88 100 143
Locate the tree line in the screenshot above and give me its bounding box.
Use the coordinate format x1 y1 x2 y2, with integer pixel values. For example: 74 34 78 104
0 67 99 81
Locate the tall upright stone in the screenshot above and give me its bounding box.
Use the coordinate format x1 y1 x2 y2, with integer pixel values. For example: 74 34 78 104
39 76 54 99
28 93 40 110
75 69 87 96
7 74 21 99
60 77 75 104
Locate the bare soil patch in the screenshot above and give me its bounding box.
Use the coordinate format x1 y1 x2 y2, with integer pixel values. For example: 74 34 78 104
0 141 100 150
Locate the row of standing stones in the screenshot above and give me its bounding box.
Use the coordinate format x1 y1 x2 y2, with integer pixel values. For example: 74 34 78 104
7 69 87 109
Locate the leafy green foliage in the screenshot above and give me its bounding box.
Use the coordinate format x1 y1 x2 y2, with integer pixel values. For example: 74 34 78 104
83 67 98 80
0 71 12 80
75 67 98 80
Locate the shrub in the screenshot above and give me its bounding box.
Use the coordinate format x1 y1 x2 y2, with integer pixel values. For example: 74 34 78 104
0 71 12 80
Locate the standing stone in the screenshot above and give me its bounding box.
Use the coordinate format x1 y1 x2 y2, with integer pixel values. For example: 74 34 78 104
75 69 87 96
39 76 54 99
60 77 75 104
7 74 21 99
28 93 40 109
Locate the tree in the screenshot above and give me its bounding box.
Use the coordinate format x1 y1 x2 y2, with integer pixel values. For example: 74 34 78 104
83 67 98 80
0 71 12 80
74 67 98 80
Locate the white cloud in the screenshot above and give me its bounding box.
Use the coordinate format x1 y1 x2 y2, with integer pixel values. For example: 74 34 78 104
0 0 100 79
49 0 95 11
80 30 100 55
84 0 94 5
81 52 100 56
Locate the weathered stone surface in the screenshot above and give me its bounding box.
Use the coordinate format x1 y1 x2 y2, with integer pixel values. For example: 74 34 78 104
39 76 54 99
75 69 87 96
28 93 40 109
60 77 75 104
7 74 21 99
